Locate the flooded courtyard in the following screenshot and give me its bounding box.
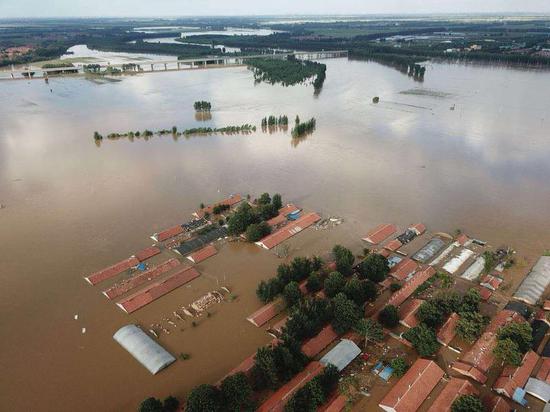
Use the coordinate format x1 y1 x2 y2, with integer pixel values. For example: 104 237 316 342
1 58 550 411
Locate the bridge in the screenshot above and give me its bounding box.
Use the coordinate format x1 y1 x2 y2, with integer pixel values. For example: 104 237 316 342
0 50 348 80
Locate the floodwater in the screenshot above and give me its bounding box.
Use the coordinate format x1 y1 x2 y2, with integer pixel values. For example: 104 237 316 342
1 58 550 411
61 44 174 65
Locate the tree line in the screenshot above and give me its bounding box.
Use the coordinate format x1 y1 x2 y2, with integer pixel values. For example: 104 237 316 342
194 101 212 112
93 124 256 141
291 117 316 138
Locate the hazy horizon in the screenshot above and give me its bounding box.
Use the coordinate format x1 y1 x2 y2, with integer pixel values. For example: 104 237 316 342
2 0 550 19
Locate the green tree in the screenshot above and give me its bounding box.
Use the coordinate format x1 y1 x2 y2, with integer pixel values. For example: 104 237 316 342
272 193 283 210
460 288 481 313
258 192 271 205
256 277 283 303
493 338 522 366
283 281 303 307
390 283 401 292
417 301 445 329
220 372 254 412
358 254 390 282
344 275 372 306
332 245 354 276
378 305 399 328
332 293 361 334
354 318 383 349
246 221 271 242
227 203 257 235
290 257 313 282
138 397 163 412
403 324 439 357
456 312 488 343
389 358 409 377
162 397 179 412
251 347 279 390
498 322 533 353
451 395 485 412
324 272 346 298
185 384 222 412
306 273 322 293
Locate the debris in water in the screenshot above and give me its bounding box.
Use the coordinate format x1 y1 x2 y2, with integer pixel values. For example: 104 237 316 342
74 314 78 320
149 329 159 339
81 327 86 334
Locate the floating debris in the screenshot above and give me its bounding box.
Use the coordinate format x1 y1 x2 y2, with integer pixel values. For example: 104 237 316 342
149 329 159 339
74 314 79 320
190 291 224 313
81 327 86 334
173 311 184 321
315 216 343 230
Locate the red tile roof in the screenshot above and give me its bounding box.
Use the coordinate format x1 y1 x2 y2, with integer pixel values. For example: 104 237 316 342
278 204 300 217
116 266 200 314
134 246 161 262
456 234 469 246
387 266 436 307
266 214 288 227
482 395 512 412
258 361 324 412
153 225 184 242
385 239 403 252
399 299 423 328
102 258 181 300
478 286 493 301
187 244 217 264
318 394 347 412
390 258 418 281
301 325 338 358
411 223 426 235
481 274 503 291
271 316 289 335
247 301 286 327
194 194 243 218
493 350 539 398
537 358 550 383
379 359 444 412
378 248 391 258
437 313 460 346
452 310 526 383
362 224 397 245
544 300 550 311
85 256 140 285
427 378 478 412
256 212 321 249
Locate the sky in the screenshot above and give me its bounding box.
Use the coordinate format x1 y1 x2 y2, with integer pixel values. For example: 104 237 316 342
1 0 550 18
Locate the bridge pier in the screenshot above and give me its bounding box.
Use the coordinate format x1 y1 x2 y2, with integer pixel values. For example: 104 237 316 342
164 63 167 71
150 64 154 71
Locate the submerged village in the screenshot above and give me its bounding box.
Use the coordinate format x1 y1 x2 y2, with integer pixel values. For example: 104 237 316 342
84 189 550 412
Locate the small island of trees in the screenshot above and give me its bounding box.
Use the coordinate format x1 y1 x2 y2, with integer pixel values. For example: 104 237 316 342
193 101 212 112
261 115 289 131
291 117 316 138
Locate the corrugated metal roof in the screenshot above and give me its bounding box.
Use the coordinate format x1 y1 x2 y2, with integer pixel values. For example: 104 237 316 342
175 226 227 256
412 238 445 263
525 377 550 402
514 257 550 305
320 339 361 371
113 325 175 375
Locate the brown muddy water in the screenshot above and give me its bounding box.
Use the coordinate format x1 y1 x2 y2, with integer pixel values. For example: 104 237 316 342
1 58 550 411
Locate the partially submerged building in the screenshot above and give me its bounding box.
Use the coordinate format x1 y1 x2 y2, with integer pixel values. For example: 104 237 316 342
247 300 286 327
514 256 550 305
320 339 361 371
437 312 460 348
187 244 217 264
525 377 550 403
362 223 397 245
379 359 444 412
387 266 436 307
412 238 445 263
493 350 539 400
113 325 175 375
461 256 486 280
398 299 423 328
174 226 227 256
389 258 418 281
256 212 321 249
301 324 339 358
85 256 139 285
442 248 474 274
193 194 243 219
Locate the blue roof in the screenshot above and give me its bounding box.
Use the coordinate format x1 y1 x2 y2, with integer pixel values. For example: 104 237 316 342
379 366 394 381
320 339 361 371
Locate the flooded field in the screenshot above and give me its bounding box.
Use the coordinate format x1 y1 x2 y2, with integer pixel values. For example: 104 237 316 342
1 58 550 411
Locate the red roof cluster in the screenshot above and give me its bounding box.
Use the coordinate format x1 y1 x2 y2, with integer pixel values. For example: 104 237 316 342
116 266 200 314
478 286 493 301
362 224 397 245
390 258 418 281
153 225 184 242
387 266 436 307
452 309 526 383
247 301 285 327
134 246 161 262
427 377 478 412
481 274 504 291
301 325 339 358
482 394 511 412
258 361 324 412
411 223 426 235
256 212 321 250
102 258 180 300
85 256 139 285
266 214 288 227
318 394 347 412
271 316 289 336
493 350 539 398
399 299 424 328
379 359 444 412
456 233 470 246
193 194 243 218
437 313 460 346
187 244 217 264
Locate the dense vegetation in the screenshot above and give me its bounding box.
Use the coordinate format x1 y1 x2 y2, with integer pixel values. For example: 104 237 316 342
246 55 327 92
226 192 281 238
291 117 316 138
493 322 533 366
284 365 339 412
261 115 289 129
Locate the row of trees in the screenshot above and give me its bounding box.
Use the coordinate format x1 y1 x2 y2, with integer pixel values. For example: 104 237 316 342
261 115 289 128
284 365 339 412
193 101 212 111
493 322 533 366
94 124 257 141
